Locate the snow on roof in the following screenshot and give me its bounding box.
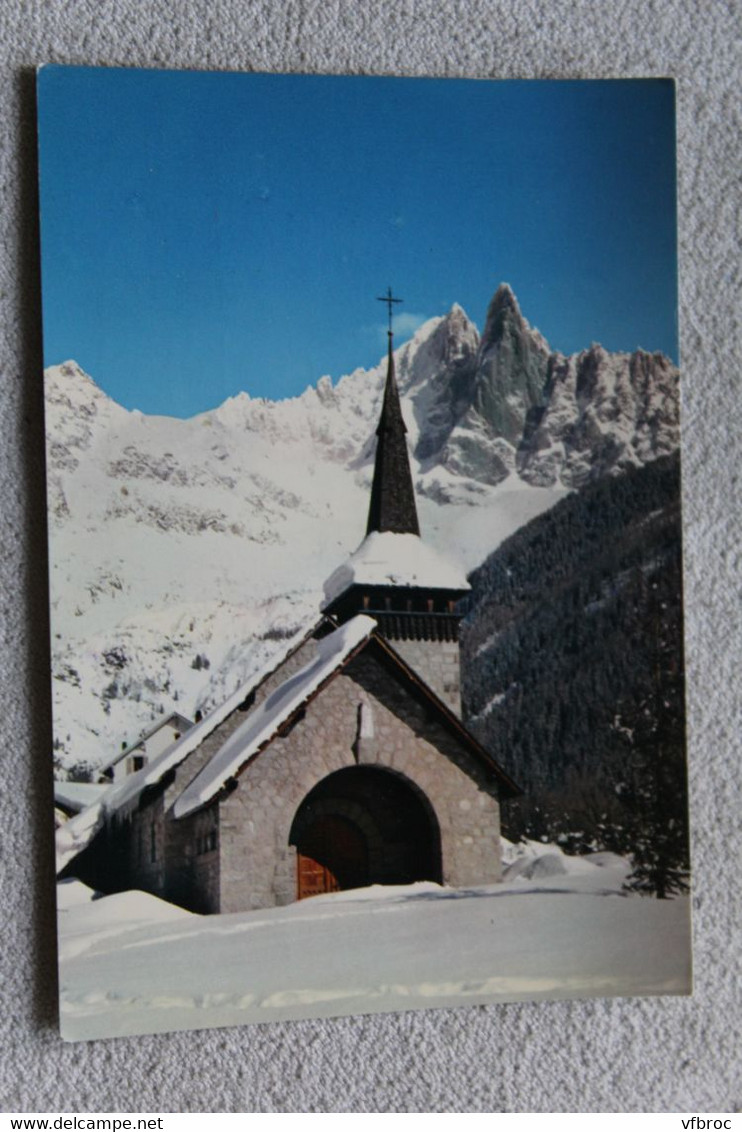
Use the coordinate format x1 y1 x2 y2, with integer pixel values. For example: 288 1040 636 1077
105 628 316 813
99 711 194 772
56 799 106 874
54 781 108 813
322 531 470 608
173 615 377 819
55 624 313 873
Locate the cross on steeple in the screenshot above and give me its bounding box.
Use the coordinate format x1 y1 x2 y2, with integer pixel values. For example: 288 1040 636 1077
376 287 404 337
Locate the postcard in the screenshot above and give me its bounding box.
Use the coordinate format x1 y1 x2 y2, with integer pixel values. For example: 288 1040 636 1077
38 67 690 1040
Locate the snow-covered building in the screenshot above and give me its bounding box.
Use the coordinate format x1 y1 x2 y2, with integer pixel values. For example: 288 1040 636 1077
98 712 194 784
54 781 108 831
59 324 519 912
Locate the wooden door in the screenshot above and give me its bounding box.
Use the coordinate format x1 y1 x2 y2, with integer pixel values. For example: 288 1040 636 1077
296 814 368 899
296 852 340 899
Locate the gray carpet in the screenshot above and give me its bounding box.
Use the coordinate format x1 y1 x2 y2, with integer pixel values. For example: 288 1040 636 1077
1 0 739 1114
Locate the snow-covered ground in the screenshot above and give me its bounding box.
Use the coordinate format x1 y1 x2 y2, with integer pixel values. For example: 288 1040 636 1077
57 843 692 1041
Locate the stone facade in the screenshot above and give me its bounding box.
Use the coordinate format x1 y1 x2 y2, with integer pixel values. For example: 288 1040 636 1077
390 637 462 715
188 644 499 912
84 629 509 914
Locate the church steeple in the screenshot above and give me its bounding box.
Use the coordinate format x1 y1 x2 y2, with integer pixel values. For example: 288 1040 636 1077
321 289 470 716
366 327 420 537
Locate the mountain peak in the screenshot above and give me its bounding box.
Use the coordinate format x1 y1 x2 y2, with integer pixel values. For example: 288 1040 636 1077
469 285 552 446
45 360 124 416
442 303 479 340
48 359 101 391
446 302 469 319
479 283 526 350
491 282 518 313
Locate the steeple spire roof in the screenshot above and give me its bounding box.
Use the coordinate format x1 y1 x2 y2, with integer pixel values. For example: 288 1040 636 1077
366 313 420 537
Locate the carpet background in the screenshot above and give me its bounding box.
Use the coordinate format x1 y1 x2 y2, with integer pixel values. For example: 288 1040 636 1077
0 0 739 1114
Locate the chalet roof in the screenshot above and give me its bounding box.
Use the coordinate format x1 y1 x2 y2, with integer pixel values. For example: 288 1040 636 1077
98 711 194 773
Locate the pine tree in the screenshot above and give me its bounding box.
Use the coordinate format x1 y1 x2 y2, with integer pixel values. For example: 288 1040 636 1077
616 580 689 898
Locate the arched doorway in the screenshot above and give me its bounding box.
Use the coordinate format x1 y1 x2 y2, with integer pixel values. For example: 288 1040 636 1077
295 814 368 899
289 766 442 900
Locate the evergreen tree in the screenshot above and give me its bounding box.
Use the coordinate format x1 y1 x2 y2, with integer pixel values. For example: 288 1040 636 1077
460 453 689 881
615 583 689 898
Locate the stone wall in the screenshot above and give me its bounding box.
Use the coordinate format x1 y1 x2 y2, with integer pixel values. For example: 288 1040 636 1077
216 645 501 912
164 803 220 912
101 630 498 913
107 789 220 913
110 793 166 897
390 637 462 715
349 651 502 886
91 629 323 908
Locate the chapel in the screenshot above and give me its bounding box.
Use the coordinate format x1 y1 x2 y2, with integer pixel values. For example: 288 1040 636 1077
59 309 519 913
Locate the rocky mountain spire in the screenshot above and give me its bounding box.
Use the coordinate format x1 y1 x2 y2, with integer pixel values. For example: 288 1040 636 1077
366 332 421 537
472 282 551 445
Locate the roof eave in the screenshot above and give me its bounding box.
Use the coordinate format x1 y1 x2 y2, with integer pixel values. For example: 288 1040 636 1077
181 627 521 815
176 629 376 818
366 632 522 798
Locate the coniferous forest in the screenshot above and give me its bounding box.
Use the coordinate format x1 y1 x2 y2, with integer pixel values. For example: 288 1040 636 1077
460 453 689 895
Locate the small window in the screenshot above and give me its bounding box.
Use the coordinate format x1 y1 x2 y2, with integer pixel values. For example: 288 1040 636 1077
197 827 219 855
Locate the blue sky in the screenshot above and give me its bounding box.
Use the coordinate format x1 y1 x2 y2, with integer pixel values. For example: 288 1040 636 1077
37 69 677 417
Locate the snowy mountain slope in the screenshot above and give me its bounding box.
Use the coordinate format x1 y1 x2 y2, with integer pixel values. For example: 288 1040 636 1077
45 286 679 774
